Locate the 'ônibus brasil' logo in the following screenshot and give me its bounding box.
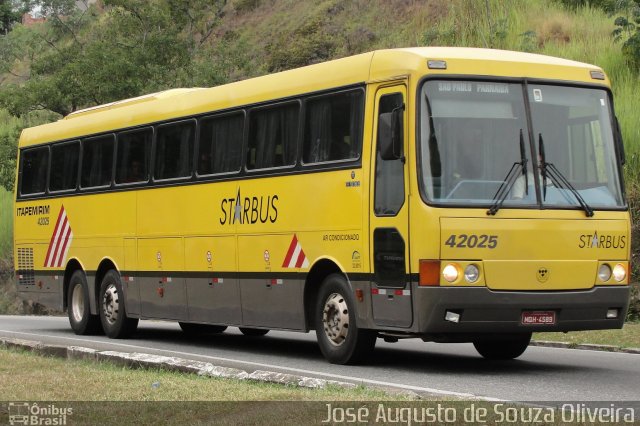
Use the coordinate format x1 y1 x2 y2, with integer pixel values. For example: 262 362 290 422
44 205 73 268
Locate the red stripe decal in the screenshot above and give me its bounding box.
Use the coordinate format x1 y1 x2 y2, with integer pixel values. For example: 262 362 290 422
295 249 307 268
282 234 298 267
55 224 72 267
44 206 65 266
50 218 69 268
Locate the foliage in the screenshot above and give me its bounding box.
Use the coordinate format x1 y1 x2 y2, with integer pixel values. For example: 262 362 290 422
0 109 58 192
0 0 24 34
628 284 640 321
611 0 640 68
555 0 616 10
264 2 341 72
0 120 18 191
556 0 640 68
232 0 260 14
0 0 235 116
518 30 538 51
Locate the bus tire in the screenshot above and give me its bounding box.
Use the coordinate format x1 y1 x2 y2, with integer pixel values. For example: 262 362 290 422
239 327 269 337
99 270 138 339
67 270 102 335
179 322 227 335
315 274 376 365
473 333 532 360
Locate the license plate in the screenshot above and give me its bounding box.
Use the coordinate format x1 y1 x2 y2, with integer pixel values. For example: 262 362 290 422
521 311 556 325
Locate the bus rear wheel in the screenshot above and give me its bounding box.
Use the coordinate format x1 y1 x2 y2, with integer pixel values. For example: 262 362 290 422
99 270 138 339
473 333 532 360
315 274 376 365
179 322 227 335
239 327 269 337
67 270 102 335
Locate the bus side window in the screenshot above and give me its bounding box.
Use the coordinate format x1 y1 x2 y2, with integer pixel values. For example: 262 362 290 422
247 103 299 170
198 112 244 176
155 120 195 180
81 135 114 188
20 146 49 195
303 89 364 164
115 128 152 184
50 141 80 192
374 93 405 216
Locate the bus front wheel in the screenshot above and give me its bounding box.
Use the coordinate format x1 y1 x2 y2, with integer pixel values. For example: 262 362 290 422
473 333 532 360
99 270 138 339
315 274 376 364
67 270 102 335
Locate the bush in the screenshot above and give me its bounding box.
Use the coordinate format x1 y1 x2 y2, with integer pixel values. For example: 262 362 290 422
628 283 640 321
233 0 261 14
266 18 337 72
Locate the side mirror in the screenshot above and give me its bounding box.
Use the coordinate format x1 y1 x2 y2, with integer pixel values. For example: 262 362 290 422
378 106 404 161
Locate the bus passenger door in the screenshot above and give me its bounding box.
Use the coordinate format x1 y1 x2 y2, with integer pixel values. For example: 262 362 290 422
369 85 412 328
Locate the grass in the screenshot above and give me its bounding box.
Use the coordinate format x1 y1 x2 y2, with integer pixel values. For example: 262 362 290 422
0 347 405 402
534 322 640 349
0 346 419 424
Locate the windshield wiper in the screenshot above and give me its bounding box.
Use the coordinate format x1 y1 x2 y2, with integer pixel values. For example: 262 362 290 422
538 133 594 217
487 129 528 216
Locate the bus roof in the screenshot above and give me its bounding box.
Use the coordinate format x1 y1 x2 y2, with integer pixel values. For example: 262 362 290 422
19 47 608 147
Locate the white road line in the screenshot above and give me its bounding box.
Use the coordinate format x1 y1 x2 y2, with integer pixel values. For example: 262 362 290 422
0 328 498 400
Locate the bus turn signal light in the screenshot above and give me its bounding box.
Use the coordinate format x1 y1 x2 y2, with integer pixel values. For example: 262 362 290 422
419 260 440 286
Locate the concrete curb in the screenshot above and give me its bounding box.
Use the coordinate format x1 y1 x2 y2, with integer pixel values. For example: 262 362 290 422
530 340 640 354
0 337 357 391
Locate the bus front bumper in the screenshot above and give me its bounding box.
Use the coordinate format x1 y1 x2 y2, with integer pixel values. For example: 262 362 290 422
415 285 631 334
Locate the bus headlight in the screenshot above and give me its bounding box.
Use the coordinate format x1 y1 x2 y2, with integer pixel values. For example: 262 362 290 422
612 263 626 282
442 264 459 283
464 264 480 283
598 264 612 282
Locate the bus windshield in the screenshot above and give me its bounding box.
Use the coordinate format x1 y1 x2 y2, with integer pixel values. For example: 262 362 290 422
419 80 624 209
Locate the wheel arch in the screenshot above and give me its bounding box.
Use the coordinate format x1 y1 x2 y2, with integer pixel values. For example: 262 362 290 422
62 258 85 311
94 257 120 312
303 257 348 330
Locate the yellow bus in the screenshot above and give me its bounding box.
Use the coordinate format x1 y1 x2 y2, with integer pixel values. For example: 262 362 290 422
14 47 630 364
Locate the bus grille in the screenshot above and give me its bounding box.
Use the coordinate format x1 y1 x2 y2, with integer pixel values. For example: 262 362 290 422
17 248 35 286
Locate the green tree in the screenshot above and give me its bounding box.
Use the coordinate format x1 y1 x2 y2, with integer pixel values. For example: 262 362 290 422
0 0 235 117
0 122 19 191
0 0 243 191
612 0 640 69
0 0 24 34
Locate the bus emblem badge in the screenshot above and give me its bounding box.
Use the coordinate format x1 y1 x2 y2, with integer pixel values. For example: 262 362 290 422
536 268 549 283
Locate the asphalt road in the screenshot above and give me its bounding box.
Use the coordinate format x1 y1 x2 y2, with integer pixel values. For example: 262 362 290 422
1 315 639 403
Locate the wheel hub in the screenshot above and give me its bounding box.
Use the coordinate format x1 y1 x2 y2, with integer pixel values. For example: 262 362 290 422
102 283 119 325
322 292 349 346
